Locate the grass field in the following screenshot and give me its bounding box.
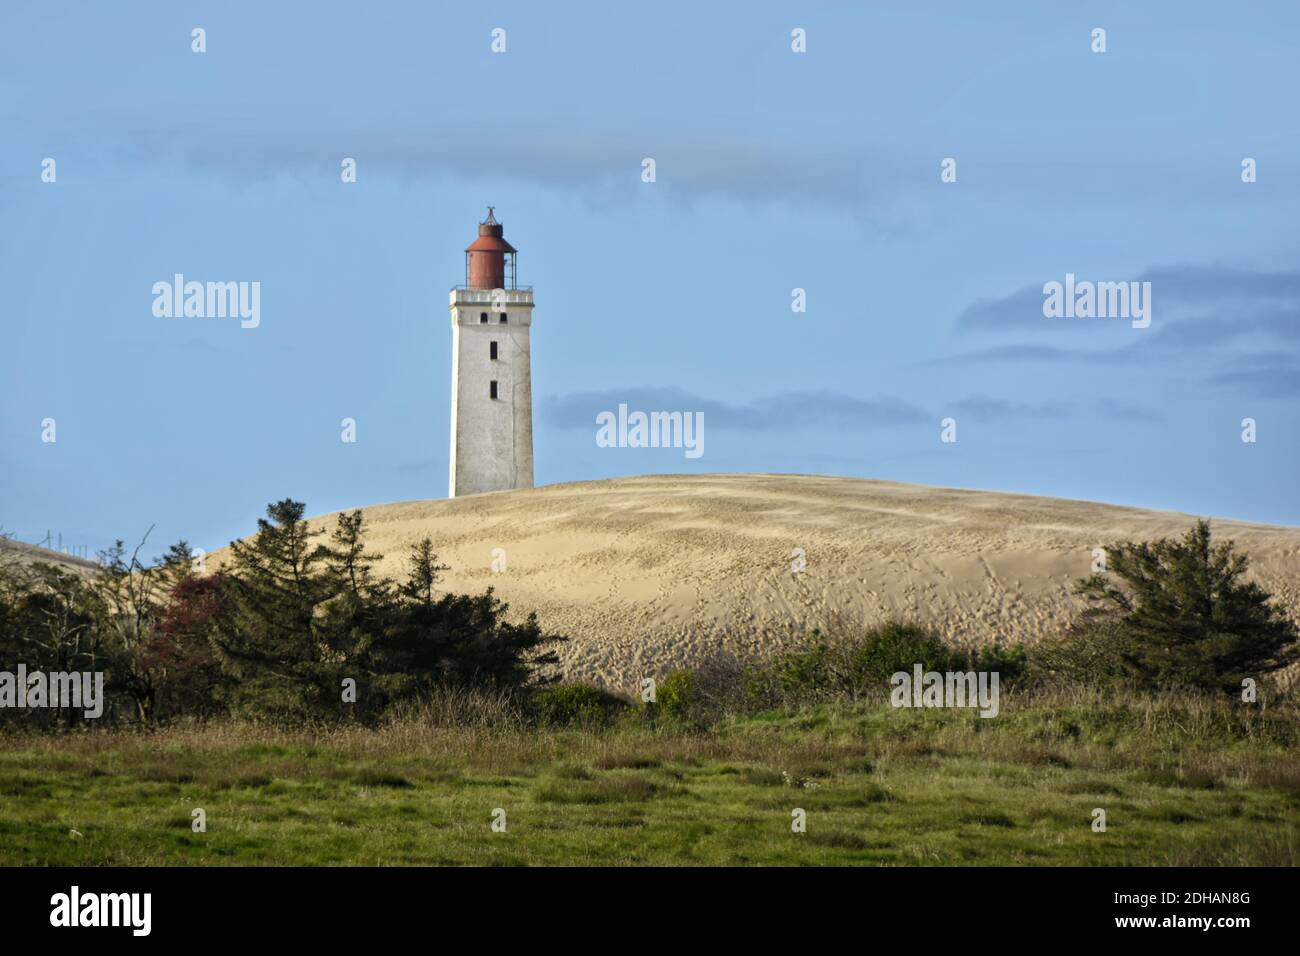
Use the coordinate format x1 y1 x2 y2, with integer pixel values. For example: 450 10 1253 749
2 688 1297 866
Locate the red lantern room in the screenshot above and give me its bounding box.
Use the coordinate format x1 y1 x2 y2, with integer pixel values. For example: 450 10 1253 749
465 207 518 290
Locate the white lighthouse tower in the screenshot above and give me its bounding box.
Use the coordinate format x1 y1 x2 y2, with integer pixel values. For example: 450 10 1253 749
448 208 535 497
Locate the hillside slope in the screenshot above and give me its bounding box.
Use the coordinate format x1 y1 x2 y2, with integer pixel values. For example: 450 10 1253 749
0 537 99 575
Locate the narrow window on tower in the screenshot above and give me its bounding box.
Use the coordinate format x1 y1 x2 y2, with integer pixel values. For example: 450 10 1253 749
489 341 498 361
479 312 488 323
489 380 498 400
499 312 507 323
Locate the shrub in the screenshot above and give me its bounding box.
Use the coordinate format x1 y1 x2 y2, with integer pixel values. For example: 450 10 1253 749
969 641 1029 686
745 621 959 707
642 653 754 725
1029 620 1133 688
653 668 697 723
530 684 627 728
844 622 959 686
771 640 835 699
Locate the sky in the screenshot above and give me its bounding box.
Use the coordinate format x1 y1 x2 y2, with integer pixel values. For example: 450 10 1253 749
1 1 1299 561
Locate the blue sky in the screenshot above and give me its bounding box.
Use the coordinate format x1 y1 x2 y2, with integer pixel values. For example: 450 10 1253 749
2 1 1299 559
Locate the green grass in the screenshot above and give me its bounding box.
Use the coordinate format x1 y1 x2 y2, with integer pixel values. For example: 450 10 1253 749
2 689 1297 865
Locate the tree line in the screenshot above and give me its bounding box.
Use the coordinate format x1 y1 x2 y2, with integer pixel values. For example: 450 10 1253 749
0 499 563 727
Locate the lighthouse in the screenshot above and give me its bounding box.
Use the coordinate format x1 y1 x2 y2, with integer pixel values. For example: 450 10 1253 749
448 208 535 497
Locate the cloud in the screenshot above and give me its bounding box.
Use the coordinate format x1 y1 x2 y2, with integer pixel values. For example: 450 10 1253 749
1094 398 1163 422
950 395 1160 423
955 265 1300 341
395 457 440 476
542 387 930 432
951 396 1072 419
1205 353 1300 397
956 285 1052 334
542 387 1158 432
107 122 906 214
940 266 1300 398
925 344 1099 366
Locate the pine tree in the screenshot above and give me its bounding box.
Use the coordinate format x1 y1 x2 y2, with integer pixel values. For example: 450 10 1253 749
1073 520 1298 693
323 512 384 601
155 540 198 594
399 537 449 607
212 499 340 719
379 537 563 691
316 510 394 717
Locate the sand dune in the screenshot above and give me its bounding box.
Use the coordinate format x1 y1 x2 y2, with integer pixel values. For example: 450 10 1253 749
218 474 1300 690
0 538 99 574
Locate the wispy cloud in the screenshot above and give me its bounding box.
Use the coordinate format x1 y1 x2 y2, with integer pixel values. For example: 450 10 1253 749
939 266 1300 400
106 122 908 214
543 387 1159 432
1205 353 1300 397
955 265 1300 339
542 387 931 431
951 395 1160 423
